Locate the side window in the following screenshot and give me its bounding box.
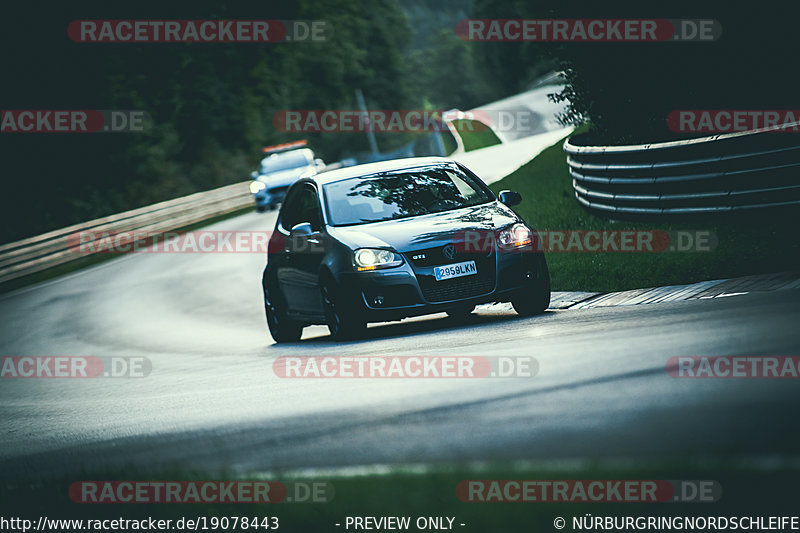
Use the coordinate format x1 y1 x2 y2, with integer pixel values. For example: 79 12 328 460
281 185 321 231
280 187 303 230
298 186 323 230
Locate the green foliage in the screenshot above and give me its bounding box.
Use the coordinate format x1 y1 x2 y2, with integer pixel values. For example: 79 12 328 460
471 0 800 143
406 30 497 110
0 0 555 243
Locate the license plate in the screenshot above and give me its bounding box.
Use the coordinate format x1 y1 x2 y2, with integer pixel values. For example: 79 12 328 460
434 260 477 281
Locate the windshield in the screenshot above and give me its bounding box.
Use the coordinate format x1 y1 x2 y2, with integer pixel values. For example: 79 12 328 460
323 166 493 226
259 149 312 174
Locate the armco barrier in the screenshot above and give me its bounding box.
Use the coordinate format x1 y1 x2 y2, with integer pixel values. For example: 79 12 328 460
564 125 800 217
0 181 253 285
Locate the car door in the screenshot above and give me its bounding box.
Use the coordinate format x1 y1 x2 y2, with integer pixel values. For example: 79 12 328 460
275 184 326 316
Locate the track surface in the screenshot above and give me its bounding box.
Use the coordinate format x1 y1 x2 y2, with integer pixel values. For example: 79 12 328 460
1 210 799 479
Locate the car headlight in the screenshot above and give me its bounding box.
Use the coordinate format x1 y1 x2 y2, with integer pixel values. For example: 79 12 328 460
497 223 533 250
250 181 267 194
354 248 403 271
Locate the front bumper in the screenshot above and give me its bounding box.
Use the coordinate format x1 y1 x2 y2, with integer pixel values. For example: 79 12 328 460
338 248 546 322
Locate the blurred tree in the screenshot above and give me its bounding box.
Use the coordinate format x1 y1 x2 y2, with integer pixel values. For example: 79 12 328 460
0 0 419 242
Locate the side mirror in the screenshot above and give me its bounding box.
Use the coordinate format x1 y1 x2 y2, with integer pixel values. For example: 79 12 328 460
250 171 260 179
290 222 314 236
498 190 522 206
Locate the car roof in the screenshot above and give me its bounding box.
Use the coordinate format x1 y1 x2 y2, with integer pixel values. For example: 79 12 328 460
310 156 459 186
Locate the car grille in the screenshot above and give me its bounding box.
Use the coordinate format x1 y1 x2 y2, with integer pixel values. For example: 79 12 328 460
417 271 496 303
407 244 496 303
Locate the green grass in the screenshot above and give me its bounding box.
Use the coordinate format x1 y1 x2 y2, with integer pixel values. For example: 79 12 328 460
451 119 502 151
489 129 800 292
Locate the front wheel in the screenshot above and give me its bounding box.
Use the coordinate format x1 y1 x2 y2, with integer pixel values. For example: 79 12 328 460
265 291 303 343
512 255 551 317
321 280 366 341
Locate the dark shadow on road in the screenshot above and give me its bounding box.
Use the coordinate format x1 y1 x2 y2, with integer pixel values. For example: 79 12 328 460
268 309 558 348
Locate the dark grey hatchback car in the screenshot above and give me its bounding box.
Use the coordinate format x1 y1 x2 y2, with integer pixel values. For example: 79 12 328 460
262 157 550 342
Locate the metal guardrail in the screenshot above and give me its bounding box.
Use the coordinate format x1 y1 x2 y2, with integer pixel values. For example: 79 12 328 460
0 181 253 285
564 125 800 217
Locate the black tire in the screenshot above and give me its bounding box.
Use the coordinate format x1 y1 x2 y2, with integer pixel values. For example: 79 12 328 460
512 255 551 317
321 279 366 341
265 289 303 343
256 204 267 213
446 304 475 319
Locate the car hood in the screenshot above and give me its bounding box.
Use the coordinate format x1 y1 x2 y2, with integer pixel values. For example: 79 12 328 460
327 202 521 252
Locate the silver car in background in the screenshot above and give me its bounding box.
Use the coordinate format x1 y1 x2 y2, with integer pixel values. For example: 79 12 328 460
250 141 325 211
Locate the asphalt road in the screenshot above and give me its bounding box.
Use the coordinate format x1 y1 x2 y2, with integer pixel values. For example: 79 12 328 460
1 209 799 480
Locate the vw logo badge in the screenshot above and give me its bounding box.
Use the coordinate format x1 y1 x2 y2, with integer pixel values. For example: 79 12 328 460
442 244 456 260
